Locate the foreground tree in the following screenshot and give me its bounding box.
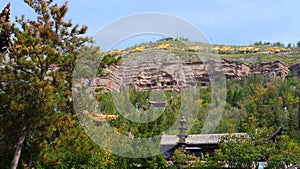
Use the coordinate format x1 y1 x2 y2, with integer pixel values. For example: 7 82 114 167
0 0 90 168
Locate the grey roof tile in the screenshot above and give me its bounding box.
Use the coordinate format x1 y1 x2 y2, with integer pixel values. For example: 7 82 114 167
160 133 248 145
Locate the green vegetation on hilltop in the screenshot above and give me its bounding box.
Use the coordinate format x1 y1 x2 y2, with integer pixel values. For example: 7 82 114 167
113 38 300 66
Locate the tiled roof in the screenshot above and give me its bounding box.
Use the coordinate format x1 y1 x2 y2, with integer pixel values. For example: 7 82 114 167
161 133 248 146
160 135 179 145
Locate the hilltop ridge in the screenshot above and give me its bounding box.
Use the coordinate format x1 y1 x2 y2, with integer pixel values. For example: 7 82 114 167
92 58 299 93
75 40 300 92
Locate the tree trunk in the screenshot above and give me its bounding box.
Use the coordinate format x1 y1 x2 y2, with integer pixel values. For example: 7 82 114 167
11 125 27 169
25 153 33 169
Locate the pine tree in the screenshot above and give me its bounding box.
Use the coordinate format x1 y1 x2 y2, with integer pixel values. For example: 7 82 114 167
0 1 90 168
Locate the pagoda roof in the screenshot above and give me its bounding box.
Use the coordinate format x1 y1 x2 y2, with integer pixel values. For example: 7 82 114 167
148 100 168 104
82 110 118 121
160 133 248 146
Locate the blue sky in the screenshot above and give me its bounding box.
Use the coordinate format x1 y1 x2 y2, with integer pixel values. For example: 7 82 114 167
1 0 300 46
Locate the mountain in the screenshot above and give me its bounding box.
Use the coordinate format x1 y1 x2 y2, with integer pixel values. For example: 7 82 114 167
84 40 300 92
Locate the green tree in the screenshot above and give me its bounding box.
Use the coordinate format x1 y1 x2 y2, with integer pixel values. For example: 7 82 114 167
171 147 201 168
242 84 284 129
215 128 300 169
0 0 89 168
297 41 300 48
272 41 285 47
35 114 114 168
253 41 263 46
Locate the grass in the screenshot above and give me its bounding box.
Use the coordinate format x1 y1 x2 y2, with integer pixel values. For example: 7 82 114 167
118 40 300 66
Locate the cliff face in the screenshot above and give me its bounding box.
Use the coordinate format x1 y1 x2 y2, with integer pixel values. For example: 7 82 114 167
290 63 300 78
89 59 294 92
251 60 289 77
220 59 251 78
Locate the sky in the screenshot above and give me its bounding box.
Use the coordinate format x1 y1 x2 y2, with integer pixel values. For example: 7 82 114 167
1 0 300 47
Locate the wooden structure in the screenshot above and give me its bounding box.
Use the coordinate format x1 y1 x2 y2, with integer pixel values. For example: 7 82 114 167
148 96 173 108
140 97 173 111
82 110 118 125
148 100 168 108
160 116 248 159
0 2 10 53
161 132 248 159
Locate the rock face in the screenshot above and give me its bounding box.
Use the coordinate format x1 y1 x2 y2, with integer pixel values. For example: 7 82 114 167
88 58 295 92
251 60 289 77
130 68 180 91
290 63 300 78
221 59 251 78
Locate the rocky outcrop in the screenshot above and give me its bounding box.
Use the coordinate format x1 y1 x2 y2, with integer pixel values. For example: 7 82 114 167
130 68 180 91
86 58 297 92
290 63 300 78
221 59 251 78
251 60 289 77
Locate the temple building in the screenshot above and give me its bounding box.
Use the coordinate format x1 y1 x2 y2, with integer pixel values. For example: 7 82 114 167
160 116 248 159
